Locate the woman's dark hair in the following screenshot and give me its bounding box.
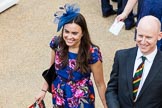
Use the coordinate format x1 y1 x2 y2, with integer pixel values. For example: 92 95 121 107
58 13 98 73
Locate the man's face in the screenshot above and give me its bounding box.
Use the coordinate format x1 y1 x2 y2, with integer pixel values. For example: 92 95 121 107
136 25 160 55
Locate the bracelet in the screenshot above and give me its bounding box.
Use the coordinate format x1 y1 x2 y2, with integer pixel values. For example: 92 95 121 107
41 89 47 93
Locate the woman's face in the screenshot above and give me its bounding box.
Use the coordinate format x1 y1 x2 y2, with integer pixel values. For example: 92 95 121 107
63 23 83 48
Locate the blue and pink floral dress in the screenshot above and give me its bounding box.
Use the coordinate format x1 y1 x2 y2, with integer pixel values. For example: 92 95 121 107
49 37 102 108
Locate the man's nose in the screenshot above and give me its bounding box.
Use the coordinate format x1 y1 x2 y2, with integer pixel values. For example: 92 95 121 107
141 37 146 44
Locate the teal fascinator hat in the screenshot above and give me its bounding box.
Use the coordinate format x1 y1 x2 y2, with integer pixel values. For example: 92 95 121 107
54 3 80 32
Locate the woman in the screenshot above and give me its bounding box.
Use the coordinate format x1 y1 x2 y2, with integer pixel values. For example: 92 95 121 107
35 4 107 108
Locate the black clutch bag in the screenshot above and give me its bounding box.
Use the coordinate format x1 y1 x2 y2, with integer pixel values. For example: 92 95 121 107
42 63 57 93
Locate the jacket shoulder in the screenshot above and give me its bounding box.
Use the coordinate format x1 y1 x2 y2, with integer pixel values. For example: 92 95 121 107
116 47 137 56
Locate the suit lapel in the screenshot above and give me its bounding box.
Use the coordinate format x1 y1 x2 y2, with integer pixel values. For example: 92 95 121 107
137 50 162 100
126 47 137 100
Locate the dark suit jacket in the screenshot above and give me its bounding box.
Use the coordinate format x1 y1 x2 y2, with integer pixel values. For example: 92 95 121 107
105 47 162 108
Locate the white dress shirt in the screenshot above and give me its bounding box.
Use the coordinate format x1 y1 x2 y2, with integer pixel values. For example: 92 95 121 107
133 47 157 101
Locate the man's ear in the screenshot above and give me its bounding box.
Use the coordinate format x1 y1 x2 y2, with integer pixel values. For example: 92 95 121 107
158 32 162 40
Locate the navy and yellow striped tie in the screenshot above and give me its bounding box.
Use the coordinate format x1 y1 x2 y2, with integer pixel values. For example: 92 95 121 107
133 56 146 101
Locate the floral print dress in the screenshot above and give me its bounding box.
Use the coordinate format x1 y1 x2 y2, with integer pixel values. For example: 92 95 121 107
50 37 102 108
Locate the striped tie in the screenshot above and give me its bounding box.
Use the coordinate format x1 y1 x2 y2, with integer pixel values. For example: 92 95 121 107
133 56 146 101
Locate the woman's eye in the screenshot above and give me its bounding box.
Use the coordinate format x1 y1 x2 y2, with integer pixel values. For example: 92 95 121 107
72 32 78 35
64 30 69 33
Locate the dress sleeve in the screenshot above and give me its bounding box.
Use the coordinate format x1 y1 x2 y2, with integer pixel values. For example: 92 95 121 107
88 46 102 64
49 36 60 50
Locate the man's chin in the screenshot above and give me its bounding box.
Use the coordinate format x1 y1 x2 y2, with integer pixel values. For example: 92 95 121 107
141 50 148 55
140 48 147 53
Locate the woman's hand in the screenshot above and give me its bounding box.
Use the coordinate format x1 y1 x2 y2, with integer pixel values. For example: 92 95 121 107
35 90 47 104
116 12 127 22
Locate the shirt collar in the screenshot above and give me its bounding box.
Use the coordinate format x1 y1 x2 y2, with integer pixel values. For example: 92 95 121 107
137 47 157 62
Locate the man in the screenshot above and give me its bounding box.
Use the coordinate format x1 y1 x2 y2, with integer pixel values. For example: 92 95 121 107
105 15 162 108
116 0 162 50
